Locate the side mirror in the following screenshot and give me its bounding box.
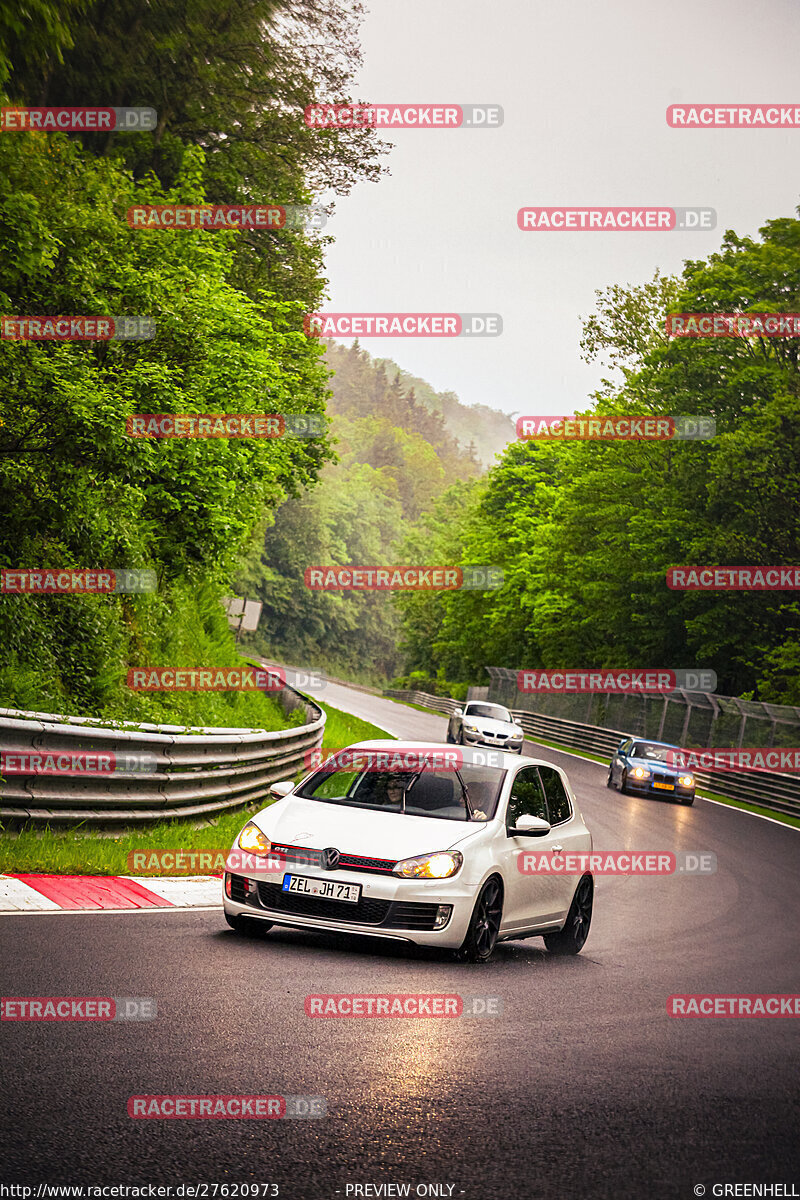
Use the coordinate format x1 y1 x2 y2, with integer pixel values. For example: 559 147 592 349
509 814 551 837
453 707 463 717
269 780 294 799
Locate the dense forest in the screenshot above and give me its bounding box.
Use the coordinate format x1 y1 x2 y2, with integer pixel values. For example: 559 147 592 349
392 220 800 704
0 0 382 722
241 340 514 680
246 210 800 705
1 3 797 715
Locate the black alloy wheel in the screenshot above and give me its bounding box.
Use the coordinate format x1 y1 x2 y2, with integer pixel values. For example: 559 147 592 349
458 877 504 962
544 874 593 955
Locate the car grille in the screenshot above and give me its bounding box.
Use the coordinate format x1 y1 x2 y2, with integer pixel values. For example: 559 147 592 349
256 881 391 924
651 771 678 786
252 882 442 931
270 845 397 875
336 852 397 874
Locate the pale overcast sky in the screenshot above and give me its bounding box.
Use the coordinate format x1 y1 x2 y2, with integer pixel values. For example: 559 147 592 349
320 0 800 416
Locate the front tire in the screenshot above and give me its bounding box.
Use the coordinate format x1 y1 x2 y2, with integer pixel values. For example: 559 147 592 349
457 877 504 962
619 769 628 794
681 794 695 806
606 767 614 789
225 912 272 936
544 874 593 955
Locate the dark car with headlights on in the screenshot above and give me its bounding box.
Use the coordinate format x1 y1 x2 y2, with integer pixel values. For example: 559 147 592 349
606 737 695 805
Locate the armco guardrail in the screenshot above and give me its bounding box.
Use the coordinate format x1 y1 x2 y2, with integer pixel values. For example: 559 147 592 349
384 689 460 716
384 689 800 820
0 683 324 827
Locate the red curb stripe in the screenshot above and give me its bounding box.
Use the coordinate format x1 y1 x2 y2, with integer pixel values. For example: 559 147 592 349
11 875 174 910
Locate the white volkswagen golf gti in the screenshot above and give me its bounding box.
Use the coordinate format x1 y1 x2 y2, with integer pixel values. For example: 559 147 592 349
222 741 594 961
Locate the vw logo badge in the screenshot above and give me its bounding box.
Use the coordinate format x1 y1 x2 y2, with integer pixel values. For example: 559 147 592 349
321 847 340 870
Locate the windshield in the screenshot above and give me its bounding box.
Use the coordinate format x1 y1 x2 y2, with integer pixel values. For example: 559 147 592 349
631 742 672 761
465 703 512 722
296 764 507 822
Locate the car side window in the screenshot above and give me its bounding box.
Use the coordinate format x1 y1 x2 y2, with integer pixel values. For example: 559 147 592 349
506 767 548 830
619 739 632 755
538 766 572 825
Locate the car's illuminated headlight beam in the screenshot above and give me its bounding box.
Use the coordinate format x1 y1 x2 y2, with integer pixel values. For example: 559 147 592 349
237 821 272 855
393 850 463 879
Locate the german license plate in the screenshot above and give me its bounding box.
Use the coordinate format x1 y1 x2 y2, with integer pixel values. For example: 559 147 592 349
653 781 675 790
282 874 361 904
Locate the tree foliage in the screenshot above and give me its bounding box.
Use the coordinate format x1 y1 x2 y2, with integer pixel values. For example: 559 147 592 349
394 211 800 702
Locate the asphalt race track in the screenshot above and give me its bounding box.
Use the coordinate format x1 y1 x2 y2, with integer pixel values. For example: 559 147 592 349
2 681 799 1198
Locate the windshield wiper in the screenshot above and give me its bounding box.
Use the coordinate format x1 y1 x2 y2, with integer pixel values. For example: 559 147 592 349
401 772 422 813
454 768 475 820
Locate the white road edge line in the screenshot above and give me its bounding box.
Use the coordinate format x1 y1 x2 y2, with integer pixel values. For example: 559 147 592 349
698 795 800 830
0 904 223 917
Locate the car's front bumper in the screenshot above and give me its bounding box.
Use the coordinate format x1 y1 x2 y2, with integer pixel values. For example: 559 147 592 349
221 865 478 948
461 729 523 752
625 776 695 799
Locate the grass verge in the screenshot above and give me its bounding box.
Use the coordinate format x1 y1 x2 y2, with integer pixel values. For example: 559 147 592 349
0 700 393 875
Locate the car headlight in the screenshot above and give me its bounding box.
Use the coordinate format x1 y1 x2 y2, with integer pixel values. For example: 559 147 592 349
237 821 272 854
464 724 479 733
393 850 463 879
679 774 695 787
631 766 651 779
